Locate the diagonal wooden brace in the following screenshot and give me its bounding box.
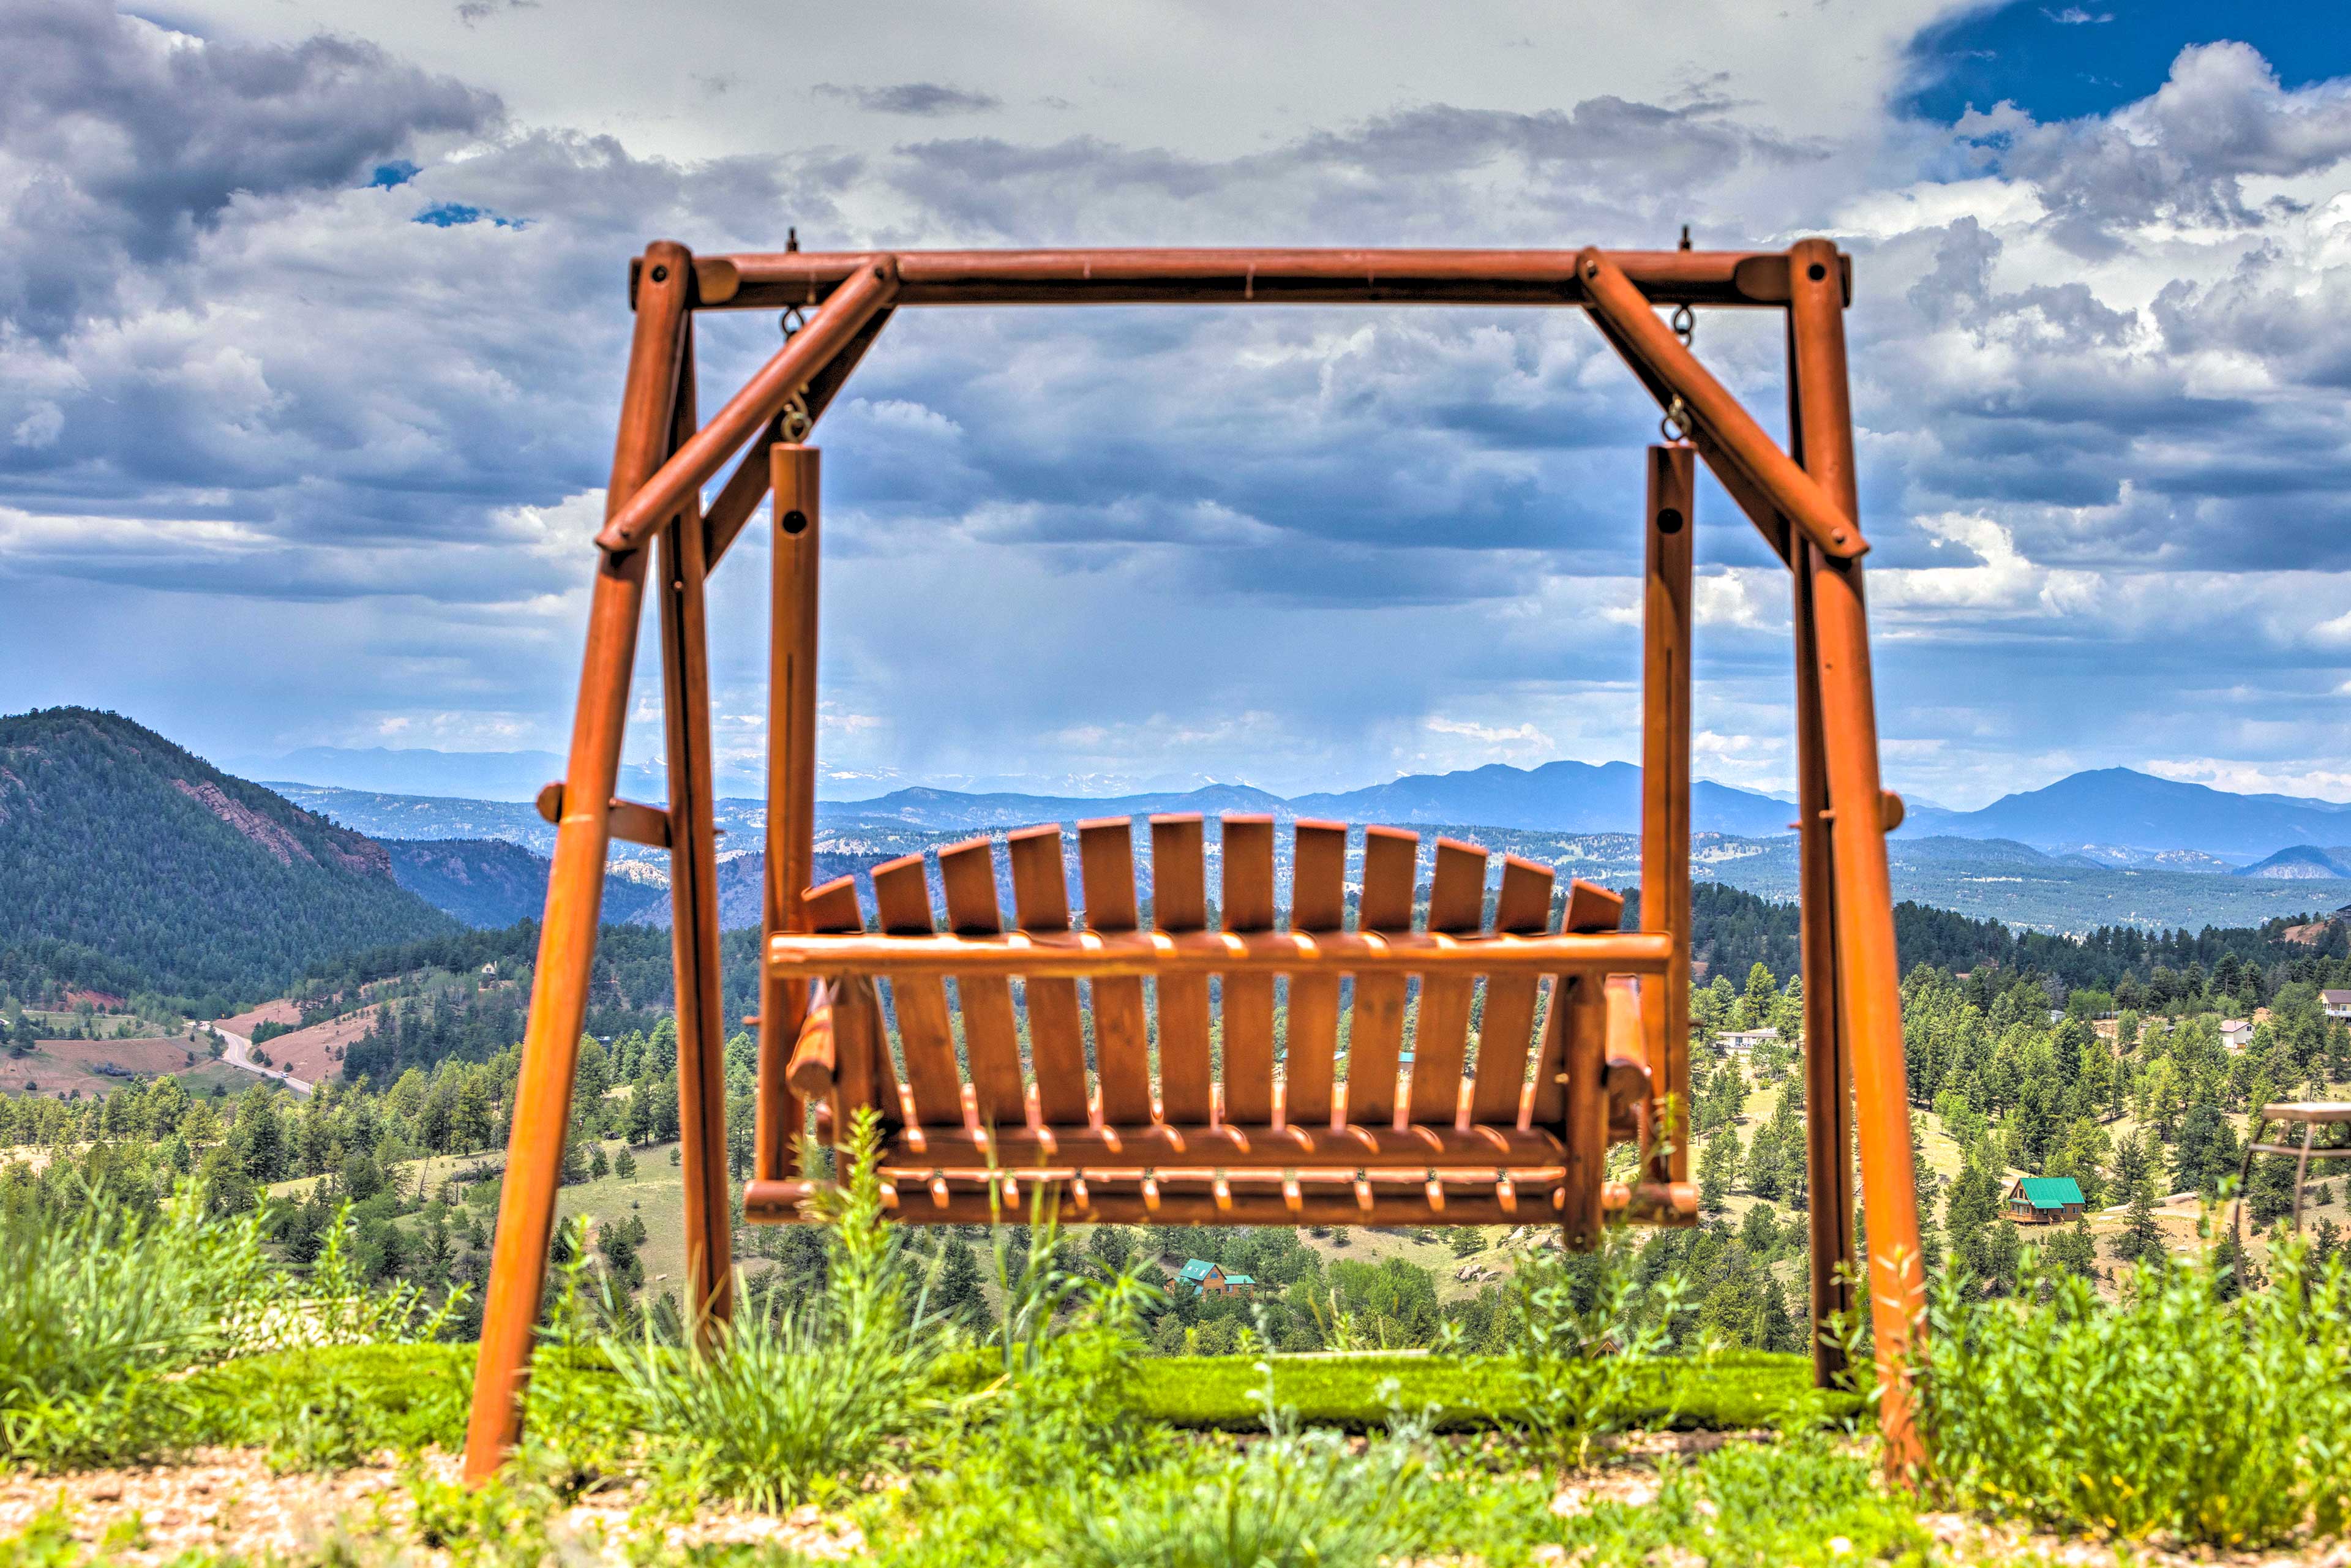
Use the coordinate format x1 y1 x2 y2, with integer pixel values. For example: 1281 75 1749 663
1578 247 1865 561
596 257 899 555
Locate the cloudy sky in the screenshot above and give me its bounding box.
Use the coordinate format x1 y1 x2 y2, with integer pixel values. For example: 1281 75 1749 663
6 0 2351 808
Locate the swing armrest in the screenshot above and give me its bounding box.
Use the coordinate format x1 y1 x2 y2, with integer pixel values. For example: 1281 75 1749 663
785 979 839 1103
1603 975 1655 1140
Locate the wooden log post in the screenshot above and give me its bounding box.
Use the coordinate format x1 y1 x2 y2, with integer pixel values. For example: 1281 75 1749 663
658 318 735 1346
757 445 821 1185
1786 236 1927 1476
1640 444 1694 1186
1788 318 1859 1391
463 242 692 1484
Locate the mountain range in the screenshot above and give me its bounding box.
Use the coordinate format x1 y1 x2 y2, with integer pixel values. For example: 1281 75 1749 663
13 707 2351 1015
232 745 2351 869
0 709 456 1004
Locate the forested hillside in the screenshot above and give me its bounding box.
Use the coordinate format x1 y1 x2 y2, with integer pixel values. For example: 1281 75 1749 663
0 709 455 1011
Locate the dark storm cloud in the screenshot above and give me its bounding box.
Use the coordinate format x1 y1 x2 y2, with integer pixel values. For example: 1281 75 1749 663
814 83 1002 117
0 0 498 339
0 4 859 593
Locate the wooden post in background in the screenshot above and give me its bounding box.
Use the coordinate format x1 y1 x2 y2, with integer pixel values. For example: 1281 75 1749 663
1789 312 1859 1390
465 241 692 1482
1787 236 1926 1474
758 445 821 1182
658 318 735 1345
1640 444 1694 1185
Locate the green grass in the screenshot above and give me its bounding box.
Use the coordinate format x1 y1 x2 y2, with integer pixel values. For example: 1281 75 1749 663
932 1348 1856 1432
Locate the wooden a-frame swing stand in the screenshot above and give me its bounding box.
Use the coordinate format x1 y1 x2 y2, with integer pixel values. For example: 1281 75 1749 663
462 239 1928 1481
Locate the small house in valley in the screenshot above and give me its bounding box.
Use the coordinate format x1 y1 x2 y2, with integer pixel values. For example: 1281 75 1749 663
2006 1176 2086 1225
2220 1018 2254 1052
1176 1258 1258 1297
1715 1027 1777 1060
2323 989 2351 1021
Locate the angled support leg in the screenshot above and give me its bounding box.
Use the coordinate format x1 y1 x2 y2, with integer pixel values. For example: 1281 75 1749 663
658 318 735 1345
464 242 695 1483
1788 315 1859 1391
1787 237 1927 1476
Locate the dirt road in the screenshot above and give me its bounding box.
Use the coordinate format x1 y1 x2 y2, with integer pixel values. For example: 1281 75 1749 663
211 1024 314 1098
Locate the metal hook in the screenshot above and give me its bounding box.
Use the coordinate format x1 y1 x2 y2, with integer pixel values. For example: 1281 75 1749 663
1659 394 1693 445
780 306 809 340
1670 303 1695 347
779 391 811 443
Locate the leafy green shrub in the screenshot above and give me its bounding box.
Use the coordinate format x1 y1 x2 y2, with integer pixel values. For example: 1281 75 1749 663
602 1109 944 1509
1918 1240 2351 1545
1543 1435 1932 1568
0 1183 269 1468
1044 1420 1432 1568
1512 1231 1692 1468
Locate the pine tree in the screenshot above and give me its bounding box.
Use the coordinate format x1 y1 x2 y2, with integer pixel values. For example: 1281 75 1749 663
1698 1127 1741 1214
615 1146 637 1180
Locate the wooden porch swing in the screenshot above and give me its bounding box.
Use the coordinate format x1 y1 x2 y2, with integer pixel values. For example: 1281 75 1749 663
462 239 1928 1481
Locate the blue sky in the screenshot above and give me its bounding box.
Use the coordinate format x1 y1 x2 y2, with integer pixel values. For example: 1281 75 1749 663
4 0 2351 808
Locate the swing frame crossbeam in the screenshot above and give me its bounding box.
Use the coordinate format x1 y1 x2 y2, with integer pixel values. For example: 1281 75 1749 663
462 239 1927 1484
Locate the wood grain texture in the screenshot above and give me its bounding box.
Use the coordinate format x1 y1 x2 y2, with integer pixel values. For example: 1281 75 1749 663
1078 818 1153 1124
1007 825 1090 1125
1406 839 1488 1125
939 838 1028 1127
757 442 821 1184
1469 855 1557 1125
871 855 966 1127
1558 975 1610 1250
1150 814 1214 1123
1344 825 1418 1128
1642 443 1695 1184
1219 815 1277 1124
1281 820 1348 1128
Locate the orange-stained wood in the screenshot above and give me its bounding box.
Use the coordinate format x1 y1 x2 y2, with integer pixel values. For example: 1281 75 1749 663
767 926 1672 981
1581 308 1794 569
1789 235 1925 1476
1788 310 1858 1389
1219 815 1278 1124
1344 826 1419 1127
656 320 735 1345
1642 445 1695 1183
1407 839 1488 1124
873 1119 1564 1169
1468 855 1556 1125
464 241 691 1485
1529 879 1626 1127
1078 818 1153 1123
1558 975 1611 1250
1150 815 1214 1123
871 855 966 1128
786 979 841 1104
598 257 899 553
711 247 1828 310
757 443 820 1185
1008 825 1090 1125
1577 249 1863 561
1281 820 1349 1128
939 838 1029 1127
705 307 895 569
744 1174 1700 1228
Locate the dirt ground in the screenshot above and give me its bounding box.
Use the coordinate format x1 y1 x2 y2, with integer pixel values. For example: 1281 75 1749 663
13 1037 213 1099
9 1439 2351 1567
245 1007 380 1084
217 1000 301 1037
0 1449 864 1566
